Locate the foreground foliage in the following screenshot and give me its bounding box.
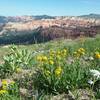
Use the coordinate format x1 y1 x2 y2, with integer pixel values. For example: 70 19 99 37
0 36 100 99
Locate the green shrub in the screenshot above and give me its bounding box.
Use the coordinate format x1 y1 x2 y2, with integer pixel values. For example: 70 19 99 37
0 45 33 78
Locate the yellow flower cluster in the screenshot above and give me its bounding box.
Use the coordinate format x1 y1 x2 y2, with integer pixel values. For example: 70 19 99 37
0 90 8 95
95 52 100 59
50 49 67 57
49 49 67 62
45 66 63 77
74 48 85 58
62 49 67 56
77 48 85 55
2 80 8 85
2 80 15 86
55 66 62 76
49 60 54 65
36 49 67 78
37 55 48 62
0 79 15 95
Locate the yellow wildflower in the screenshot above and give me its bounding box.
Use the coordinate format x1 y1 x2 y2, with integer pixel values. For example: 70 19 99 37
95 53 100 59
75 48 85 56
73 51 77 55
56 51 61 55
63 49 67 53
78 48 85 53
73 52 80 58
2 80 8 85
61 49 67 56
81 52 85 55
42 56 48 61
55 66 62 76
16 68 22 73
37 56 42 62
79 48 85 52
0 90 8 95
49 60 54 65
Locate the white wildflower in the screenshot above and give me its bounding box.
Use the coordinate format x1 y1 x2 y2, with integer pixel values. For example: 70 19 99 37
90 69 100 79
88 80 94 85
89 57 94 61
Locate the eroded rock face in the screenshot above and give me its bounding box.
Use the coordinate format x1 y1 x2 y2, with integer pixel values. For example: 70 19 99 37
0 16 100 44
37 26 97 41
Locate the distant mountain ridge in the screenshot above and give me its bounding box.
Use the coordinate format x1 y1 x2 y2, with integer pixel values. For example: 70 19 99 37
0 14 100 23
79 14 100 19
32 15 55 20
0 15 55 23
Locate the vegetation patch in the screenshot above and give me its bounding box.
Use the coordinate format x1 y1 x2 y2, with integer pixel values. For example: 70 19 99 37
0 36 100 99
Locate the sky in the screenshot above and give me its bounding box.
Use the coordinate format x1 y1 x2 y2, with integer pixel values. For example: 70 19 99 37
0 0 100 16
